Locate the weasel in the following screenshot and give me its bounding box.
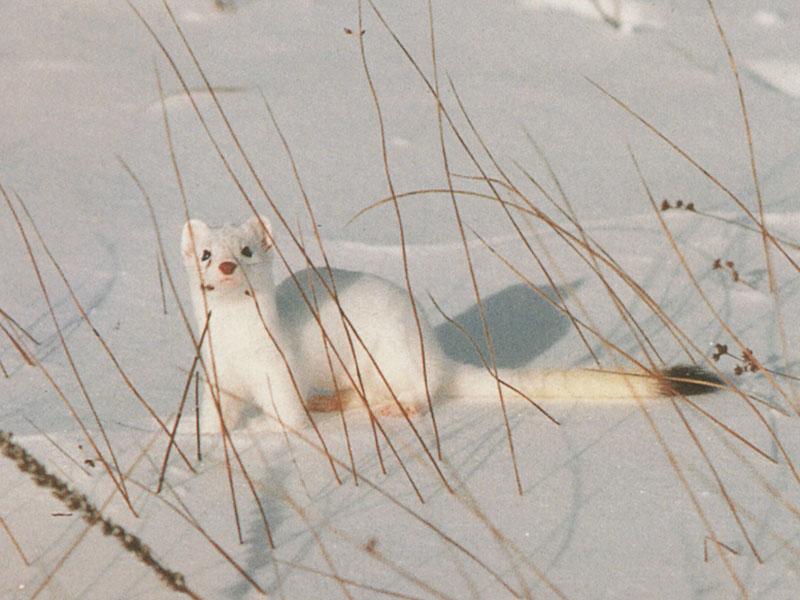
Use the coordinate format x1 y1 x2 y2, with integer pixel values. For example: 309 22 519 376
181 214 721 434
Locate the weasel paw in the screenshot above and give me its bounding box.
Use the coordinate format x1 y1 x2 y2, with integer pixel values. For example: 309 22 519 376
375 401 425 418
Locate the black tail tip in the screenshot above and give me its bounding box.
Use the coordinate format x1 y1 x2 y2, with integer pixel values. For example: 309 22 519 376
659 365 724 396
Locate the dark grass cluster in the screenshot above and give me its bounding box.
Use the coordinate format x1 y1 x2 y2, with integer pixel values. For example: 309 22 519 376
0 431 199 599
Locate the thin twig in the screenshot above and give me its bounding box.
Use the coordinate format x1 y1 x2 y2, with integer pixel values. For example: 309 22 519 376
0 515 30 567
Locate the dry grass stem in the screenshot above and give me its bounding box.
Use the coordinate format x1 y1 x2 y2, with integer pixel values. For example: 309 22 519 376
23 416 93 477
0 514 30 567
157 250 168 315
705 0 796 409
14 190 196 473
1 184 135 514
0 306 40 346
670 400 762 563
0 319 34 366
585 77 800 275
379 0 520 494
629 150 800 485
118 156 279 547
263 96 364 481
137 1 446 488
156 311 211 493
260 412 524 597
356 0 439 461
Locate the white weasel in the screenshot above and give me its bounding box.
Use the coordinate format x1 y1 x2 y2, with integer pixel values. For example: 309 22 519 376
182 214 719 434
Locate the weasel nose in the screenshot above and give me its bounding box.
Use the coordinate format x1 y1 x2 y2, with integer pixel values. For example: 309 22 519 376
218 261 237 275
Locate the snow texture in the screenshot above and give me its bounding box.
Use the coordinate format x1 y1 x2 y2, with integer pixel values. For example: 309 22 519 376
1 1 800 598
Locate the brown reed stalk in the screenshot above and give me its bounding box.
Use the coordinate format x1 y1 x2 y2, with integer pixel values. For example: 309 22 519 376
156 311 211 493
417 1 522 494
0 306 40 346
253 410 525 598
264 97 367 480
157 250 168 315
427 293 560 424
154 0 454 492
1 184 135 514
348 187 532 225
0 431 199 598
703 537 741 563
705 0 796 408
0 320 33 366
688 208 800 251
0 514 30 566
584 77 800 276
356 0 440 461
135 1 430 490
194 372 201 461
23 416 93 477
14 191 196 473
629 150 800 482
670 399 762 562
118 157 278 547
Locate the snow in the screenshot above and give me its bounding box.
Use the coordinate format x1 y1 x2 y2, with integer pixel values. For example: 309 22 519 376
1 0 800 598
745 60 800 98
523 0 661 35
753 10 784 28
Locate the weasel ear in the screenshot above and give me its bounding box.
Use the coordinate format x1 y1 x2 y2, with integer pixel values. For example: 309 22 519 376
181 219 210 260
244 213 273 251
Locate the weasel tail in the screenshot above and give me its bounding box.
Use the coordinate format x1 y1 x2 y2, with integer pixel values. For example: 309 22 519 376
445 363 723 403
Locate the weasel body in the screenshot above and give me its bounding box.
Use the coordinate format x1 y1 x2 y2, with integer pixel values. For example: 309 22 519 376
182 215 720 433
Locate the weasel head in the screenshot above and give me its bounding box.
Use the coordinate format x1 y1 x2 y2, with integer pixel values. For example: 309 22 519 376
181 214 274 300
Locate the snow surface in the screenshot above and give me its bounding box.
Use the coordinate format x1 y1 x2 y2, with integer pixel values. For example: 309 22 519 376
1 0 800 598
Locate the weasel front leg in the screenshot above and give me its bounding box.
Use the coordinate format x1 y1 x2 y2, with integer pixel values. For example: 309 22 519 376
251 368 309 433
198 380 245 435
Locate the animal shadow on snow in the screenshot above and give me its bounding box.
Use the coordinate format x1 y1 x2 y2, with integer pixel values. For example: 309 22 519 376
275 267 575 370
434 281 579 368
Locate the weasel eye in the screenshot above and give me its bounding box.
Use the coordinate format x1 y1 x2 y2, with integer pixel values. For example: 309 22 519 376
201 249 211 261
241 246 252 258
